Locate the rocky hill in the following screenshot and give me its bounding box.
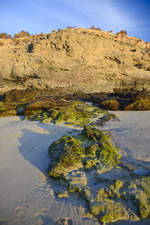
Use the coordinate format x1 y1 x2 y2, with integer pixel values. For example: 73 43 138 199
0 27 150 94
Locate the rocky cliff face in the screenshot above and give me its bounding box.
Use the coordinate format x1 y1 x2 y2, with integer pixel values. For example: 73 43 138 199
0 28 150 93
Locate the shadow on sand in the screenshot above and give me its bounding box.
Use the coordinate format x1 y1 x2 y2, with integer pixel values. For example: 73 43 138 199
17 122 89 224
18 122 77 175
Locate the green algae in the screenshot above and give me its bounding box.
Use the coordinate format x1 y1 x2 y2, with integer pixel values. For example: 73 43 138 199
124 97 150 110
57 190 69 198
0 101 17 116
100 99 120 110
122 176 150 219
0 89 38 117
105 179 124 199
90 199 129 224
48 135 85 178
48 126 121 178
25 100 103 126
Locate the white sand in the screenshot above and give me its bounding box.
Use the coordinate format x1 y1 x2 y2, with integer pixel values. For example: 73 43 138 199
103 111 150 172
0 114 150 225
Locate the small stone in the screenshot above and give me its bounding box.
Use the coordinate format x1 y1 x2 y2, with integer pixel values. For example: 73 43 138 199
55 218 73 225
57 191 69 198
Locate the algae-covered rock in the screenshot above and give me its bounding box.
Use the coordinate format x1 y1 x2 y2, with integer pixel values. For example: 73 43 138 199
124 97 150 110
48 135 84 178
48 126 150 224
50 101 91 125
135 191 150 219
95 188 108 202
123 176 150 219
100 99 120 110
94 113 116 126
26 100 103 126
90 199 129 224
55 217 73 225
57 191 69 198
0 88 38 116
48 126 121 178
2 88 38 102
105 179 123 199
82 126 121 171
67 171 87 193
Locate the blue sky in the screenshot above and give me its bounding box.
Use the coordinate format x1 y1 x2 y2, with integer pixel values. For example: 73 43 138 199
0 0 150 42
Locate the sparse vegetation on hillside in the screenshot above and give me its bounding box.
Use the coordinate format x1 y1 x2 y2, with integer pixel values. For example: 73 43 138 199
0 33 12 39
116 30 127 36
14 30 30 39
90 25 102 31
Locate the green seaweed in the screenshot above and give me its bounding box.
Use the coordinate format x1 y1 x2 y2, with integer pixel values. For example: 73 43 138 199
123 177 150 219
106 180 124 199
90 199 129 224
100 99 120 110
48 136 85 178
48 126 121 178
124 97 150 110
25 100 103 126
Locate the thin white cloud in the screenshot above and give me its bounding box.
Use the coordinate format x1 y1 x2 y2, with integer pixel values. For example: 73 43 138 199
64 0 140 31
27 0 88 27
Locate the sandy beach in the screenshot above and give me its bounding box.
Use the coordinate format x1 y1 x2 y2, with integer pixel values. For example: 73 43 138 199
0 113 150 225
103 111 150 172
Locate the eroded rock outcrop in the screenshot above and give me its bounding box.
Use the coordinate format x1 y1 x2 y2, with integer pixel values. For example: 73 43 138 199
0 27 150 93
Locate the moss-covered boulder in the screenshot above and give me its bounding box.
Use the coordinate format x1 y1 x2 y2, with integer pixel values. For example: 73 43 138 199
122 176 150 219
124 97 150 110
2 89 38 102
90 199 129 224
55 218 73 225
0 88 38 116
26 100 103 126
100 99 119 110
48 126 121 178
48 136 85 178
